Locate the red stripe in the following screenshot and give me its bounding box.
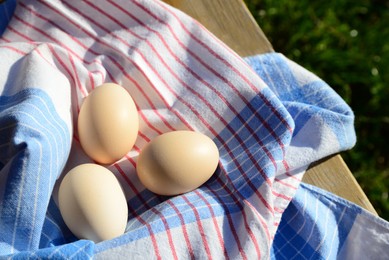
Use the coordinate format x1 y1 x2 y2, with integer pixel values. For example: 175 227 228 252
7 24 34 41
242 199 266 257
274 207 285 214
205 181 248 260
113 0 295 212
194 190 228 259
113 153 180 260
41 1 195 136
154 2 293 150
272 190 292 201
132 0 285 158
181 196 213 260
6 24 80 116
34 1 275 212
15 1 288 199
282 159 291 172
68 51 88 98
208 163 269 258
16 3 174 143
100 57 166 138
238 202 264 257
113 164 162 260
60 1 174 109
79 1 217 133
89 70 104 87
4 2 292 258
112 163 139 198
11 15 89 101
132 214 162 260
109 0 283 189
19 0 278 219
21 1 180 136
43 49 81 115
93 55 171 138
284 170 302 182
0 37 9 43
108 0 278 165
12 7 99 65
73 133 80 143
16 1 280 229
156 1 293 134
0 44 28 55
104 57 177 133
153 5 295 197
137 131 151 143
45 45 77 95
108 0 236 111
214 165 267 256
219 143 275 214
59 3 235 153
150 208 179 260
166 200 195 259
274 177 298 190
87 70 95 90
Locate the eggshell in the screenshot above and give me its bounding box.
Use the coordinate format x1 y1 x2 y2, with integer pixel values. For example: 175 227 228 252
58 164 128 243
136 131 219 196
78 83 138 164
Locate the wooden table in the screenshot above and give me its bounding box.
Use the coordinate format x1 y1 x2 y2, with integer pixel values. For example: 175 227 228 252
164 0 377 215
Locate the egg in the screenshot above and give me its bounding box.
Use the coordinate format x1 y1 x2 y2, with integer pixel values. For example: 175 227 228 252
58 164 128 243
78 83 138 164
136 130 219 196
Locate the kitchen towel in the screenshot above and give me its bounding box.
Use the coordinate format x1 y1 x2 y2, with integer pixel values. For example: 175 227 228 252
0 0 388 259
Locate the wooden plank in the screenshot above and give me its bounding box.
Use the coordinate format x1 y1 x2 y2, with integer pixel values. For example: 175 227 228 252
163 0 273 56
305 155 377 214
163 0 377 215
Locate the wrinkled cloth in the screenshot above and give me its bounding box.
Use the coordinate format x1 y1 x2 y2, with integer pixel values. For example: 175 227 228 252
0 0 388 259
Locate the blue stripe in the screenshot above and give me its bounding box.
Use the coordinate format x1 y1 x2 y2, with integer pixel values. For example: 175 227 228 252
6 240 94 259
271 183 361 259
96 182 244 253
271 222 325 260
0 88 71 254
40 198 76 248
245 53 356 149
215 88 293 198
127 183 242 229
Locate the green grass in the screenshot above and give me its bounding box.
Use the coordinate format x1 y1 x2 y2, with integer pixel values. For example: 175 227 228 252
244 0 389 220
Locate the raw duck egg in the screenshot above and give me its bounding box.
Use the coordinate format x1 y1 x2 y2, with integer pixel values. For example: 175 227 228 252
78 83 138 164
136 130 219 196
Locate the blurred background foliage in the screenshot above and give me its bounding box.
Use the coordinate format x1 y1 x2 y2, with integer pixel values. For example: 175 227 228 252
244 0 389 219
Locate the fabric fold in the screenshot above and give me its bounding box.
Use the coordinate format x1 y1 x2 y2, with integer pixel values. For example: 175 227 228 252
0 0 387 259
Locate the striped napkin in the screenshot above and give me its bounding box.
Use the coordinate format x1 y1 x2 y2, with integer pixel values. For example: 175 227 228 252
1 0 388 259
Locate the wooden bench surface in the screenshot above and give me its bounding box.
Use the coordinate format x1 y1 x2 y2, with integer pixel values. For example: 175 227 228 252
164 0 377 215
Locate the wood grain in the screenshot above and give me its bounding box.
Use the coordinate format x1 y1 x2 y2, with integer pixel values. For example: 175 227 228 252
305 154 377 214
164 0 273 56
164 0 377 215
